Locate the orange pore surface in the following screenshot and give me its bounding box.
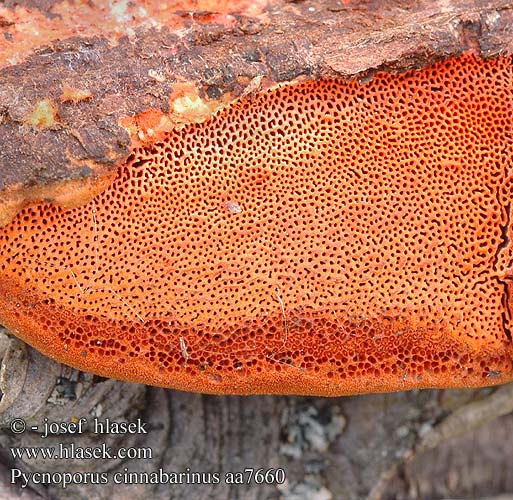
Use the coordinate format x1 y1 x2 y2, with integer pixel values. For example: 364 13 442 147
1 53 512 395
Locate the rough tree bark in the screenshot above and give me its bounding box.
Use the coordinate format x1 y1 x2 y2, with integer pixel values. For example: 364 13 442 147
0 1 512 499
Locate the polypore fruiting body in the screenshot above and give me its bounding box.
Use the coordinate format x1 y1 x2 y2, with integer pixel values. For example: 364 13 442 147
0 53 512 395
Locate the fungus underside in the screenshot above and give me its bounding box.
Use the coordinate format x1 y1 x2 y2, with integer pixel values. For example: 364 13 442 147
0 53 512 395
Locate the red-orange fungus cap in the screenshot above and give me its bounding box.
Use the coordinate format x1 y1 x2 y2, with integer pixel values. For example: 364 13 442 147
1 53 512 395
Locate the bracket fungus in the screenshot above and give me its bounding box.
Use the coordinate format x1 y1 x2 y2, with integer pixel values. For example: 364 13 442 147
0 53 512 395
